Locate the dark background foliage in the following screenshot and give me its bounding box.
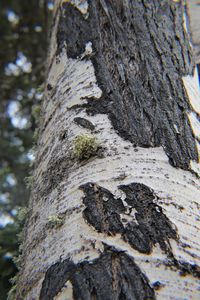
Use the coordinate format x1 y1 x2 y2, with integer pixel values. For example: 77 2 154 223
0 1 52 298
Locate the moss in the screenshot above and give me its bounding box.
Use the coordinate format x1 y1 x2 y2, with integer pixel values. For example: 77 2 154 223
12 207 29 271
7 284 17 300
33 128 39 142
24 175 34 189
16 207 29 225
9 275 17 285
31 104 41 121
47 215 65 229
7 274 23 300
73 134 99 160
13 254 23 270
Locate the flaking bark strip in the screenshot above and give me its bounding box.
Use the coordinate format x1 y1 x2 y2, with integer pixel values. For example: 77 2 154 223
40 247 155 300
80 182 178 254
57 0 198 170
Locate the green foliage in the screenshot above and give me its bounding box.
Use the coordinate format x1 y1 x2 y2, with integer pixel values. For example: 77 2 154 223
73 134 99 160
5 207 28 299
0 1 53 298
0 224 18 299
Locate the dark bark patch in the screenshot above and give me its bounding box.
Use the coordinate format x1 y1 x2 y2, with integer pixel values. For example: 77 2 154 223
167 259 200 279
80 183 126 234
119 183 178 253
57 2 90 57
40 258 75 300
80 182 178 254
40 247 155 300
152 281 165 290
58 0 198 170
59 129 68 140
74 117 95 131
47 83 53 91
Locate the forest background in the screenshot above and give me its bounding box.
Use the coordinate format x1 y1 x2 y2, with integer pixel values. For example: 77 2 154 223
0 1 52 298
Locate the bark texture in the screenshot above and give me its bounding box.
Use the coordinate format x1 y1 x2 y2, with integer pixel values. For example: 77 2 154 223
58 0 198 170
40 247 156 300
17 1 200 299
81 182 178 254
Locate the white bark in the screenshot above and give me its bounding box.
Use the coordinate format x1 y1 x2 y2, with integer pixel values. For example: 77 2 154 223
183 67 200 175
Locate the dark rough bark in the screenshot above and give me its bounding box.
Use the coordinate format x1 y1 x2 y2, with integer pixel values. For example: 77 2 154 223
73 117 95 131
167 259 200 279
80 182 178 254
57 0 198 170
40 247 156 300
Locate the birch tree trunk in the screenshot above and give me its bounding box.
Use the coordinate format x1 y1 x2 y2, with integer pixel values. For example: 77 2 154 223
17 1 200 299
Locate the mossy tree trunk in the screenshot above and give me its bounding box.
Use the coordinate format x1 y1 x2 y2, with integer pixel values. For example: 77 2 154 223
17 1 200 299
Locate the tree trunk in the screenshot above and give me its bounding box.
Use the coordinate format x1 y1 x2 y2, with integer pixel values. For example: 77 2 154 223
187 0 200 64
17 1 200 299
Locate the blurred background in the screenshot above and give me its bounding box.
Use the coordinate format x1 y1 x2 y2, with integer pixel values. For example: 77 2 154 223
0 1 53 298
